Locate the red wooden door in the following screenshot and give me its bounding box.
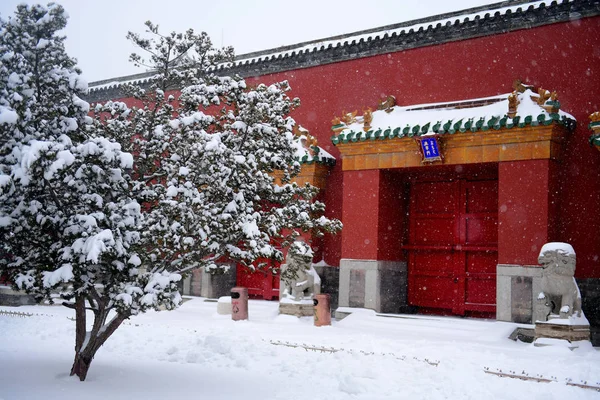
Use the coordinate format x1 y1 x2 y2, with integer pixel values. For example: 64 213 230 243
405 178 497 316
236 262 280 300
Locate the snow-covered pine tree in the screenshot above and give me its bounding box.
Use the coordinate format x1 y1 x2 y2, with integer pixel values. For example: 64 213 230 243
122 22 342 277
0 5 180 381
116 23 341 275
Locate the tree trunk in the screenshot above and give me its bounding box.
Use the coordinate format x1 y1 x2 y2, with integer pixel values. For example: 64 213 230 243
70 294 89 381
69 296 129 381
70 351 93 381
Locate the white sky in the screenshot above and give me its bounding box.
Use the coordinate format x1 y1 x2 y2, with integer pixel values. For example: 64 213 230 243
0 0 501 83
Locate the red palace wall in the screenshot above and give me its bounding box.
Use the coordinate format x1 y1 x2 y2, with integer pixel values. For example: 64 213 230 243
113 16 600 278
498 159 561 266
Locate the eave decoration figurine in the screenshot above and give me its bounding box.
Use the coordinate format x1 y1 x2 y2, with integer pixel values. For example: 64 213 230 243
589 111 600 151
341 110 357 125
293 125 319 157
362 107 373 132
507 92 519 119
377 95 396 113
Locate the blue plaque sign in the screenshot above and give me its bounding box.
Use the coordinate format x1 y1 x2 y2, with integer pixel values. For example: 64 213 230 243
418 136 442 163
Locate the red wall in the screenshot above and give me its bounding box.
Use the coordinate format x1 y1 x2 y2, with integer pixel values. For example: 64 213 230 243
377 171 407 262
341 170 406 261
113 16 600 277
341 170 380 260
498 160 560 266
253 17 600 277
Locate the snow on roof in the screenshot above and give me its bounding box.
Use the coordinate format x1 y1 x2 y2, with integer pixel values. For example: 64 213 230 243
331 87 576 145
88 74 155 93
88 1 571 94
291 126 336 166
229 0 556 68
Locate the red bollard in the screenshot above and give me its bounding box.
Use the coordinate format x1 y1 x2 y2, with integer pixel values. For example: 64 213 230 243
231 287 248 321
313 294 331 326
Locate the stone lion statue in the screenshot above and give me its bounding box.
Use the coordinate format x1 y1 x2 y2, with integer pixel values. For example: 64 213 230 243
279 240 321 302
537 242 582 319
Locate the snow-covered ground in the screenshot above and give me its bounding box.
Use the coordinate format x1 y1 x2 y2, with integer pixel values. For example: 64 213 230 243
0 298 598 400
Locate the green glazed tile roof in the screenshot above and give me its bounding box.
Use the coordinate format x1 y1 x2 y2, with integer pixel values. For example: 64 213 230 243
292 134 336 166
332 89 576 146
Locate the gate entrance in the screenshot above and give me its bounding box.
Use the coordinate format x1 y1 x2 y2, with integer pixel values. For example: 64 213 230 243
405 176 498 316
236 263 280 300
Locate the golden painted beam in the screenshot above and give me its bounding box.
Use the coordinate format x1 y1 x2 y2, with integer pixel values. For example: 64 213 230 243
336 124 567 171
273 163 331 190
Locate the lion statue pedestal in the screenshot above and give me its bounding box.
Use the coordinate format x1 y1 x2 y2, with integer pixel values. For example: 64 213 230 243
534 243 590 346
279 240 321 317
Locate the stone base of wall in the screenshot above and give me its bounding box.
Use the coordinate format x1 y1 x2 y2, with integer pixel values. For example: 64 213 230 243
0 286 37 306
181 264 237 299
338 259 407 313
313 264 339 310
496 264 546 324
